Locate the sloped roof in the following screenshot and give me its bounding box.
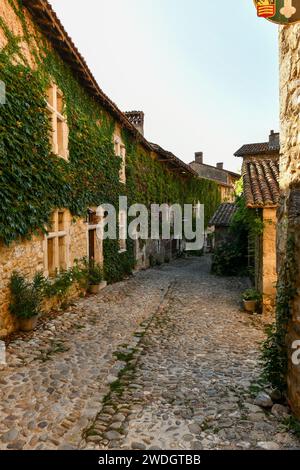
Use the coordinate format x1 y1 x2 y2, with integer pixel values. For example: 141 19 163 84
209 203 237 227
234 141 279 157
150 143 197 176
189 162 239 186
243 158 279 208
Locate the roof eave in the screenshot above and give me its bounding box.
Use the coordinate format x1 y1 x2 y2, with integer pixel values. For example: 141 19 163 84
234 149 279 157
246 203 279 209
22 0 153 151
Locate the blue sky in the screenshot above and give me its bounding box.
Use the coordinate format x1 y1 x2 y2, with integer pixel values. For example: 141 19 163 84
48 0 279 172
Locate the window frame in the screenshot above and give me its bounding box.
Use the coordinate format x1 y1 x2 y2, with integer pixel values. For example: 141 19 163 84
47 84 69 161
118 209 127 253
44 210 70 277
114 136 126 184
87 208 104 264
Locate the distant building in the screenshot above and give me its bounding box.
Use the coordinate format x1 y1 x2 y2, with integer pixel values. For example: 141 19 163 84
189 152 240 202
234 130 280 315
208 203 237 250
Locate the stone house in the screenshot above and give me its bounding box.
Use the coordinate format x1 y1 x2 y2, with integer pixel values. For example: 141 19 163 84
208 203 237 250
0 0 220 336
278 23 300 418
234 131 280 316
190 152 240 202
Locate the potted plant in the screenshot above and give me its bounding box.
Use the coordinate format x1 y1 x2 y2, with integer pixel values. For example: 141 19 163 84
87 260 106 294
242 288 261 313
9 272 43 332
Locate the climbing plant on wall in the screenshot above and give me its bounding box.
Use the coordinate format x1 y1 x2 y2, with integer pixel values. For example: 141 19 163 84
0 0 220 283
123 133 220 226
261 235 297 392
211 191 264 277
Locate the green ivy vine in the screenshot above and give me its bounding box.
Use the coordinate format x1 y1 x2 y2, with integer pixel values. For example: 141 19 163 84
0 0 220 284
261 234 297 392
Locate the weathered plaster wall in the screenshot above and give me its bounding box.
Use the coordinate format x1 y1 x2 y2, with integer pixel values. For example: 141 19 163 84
0 0 40 68
279 24 300 418
262 208 277 315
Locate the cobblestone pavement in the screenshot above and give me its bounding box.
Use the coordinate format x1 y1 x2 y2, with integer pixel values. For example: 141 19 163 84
0 268 171 450
83 257 300 451
0 257 299 450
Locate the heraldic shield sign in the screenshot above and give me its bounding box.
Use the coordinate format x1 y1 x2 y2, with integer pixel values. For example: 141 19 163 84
254 0 300 24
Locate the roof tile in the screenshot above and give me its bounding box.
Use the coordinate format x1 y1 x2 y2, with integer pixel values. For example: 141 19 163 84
243 158 279 207
209 203 237 227
234 142 279 157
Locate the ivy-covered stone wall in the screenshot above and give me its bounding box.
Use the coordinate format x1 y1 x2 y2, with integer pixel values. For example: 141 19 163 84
278 23 300 418
0 0 220 335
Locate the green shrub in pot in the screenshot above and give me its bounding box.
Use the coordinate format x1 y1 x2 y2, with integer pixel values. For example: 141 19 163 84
9 272 43 331
242 288 262 313
88 260 103 285
242 289 262 302
78 258 106 294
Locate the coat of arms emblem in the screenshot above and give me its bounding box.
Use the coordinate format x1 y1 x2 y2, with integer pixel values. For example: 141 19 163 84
256 0 276 18
254 0 300 23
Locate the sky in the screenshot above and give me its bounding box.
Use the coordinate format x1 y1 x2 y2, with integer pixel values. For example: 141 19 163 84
48 0 279 173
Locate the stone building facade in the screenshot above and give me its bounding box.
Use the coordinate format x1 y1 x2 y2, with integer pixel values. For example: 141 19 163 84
0 0 220 336
279 24 300 418
234 131 280 316
190 152 240 202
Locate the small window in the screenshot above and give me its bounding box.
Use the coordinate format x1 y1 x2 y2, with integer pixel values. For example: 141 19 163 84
58 211 65 232
58 236 67 270
47 238 55 277
47 84 69 160
120 145 126 183
119 210 127 252
113 136 126 183
57 90 64 114
47 87 54 108
46 210 69 277
114 137 120 157
88 209 97 225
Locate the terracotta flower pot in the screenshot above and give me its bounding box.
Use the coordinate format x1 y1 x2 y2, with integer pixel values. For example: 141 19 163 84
243 299 257 313
88 281 107 295
89 284 100 294
18 315 39 332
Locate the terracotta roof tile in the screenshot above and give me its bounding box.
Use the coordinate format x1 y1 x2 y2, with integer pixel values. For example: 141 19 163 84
234 141 279 157
209 203 237 227
243 158 279 208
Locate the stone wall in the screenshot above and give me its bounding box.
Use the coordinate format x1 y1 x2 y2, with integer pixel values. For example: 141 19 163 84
0 236 44 336
279 24 300 418
0 217 89 337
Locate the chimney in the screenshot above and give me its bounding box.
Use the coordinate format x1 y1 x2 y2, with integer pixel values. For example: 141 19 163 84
125 111 144 136
216 162 223 170
195 152 203 164
269 130 279 150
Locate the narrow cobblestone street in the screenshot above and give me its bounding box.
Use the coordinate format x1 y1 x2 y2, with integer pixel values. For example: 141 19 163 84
0 257 299 450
